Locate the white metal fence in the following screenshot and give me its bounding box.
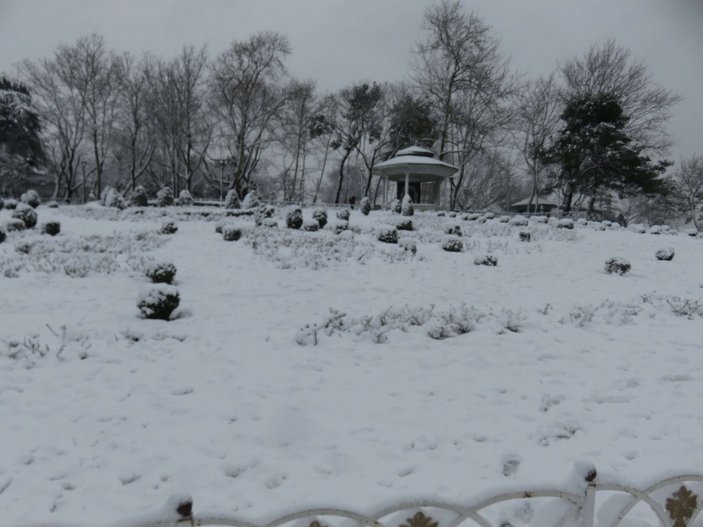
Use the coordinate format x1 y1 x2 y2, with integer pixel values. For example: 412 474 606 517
121 474 703 527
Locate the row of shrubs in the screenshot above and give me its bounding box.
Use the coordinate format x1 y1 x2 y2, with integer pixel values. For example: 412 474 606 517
0 203 61 244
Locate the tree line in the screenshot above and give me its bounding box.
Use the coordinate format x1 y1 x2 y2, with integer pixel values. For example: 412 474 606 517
1 1 701 224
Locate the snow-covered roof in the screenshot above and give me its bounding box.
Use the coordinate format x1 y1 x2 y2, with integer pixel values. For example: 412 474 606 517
510 196 560 207
375 155 457 170
395 145 436 158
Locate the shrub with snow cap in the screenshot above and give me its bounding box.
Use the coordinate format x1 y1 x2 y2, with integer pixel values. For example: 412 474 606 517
159 221 178 235
12 203 37 229
286 208 303 229
445 224 462 237
222 225 242 241
261 218 278 228
105 188 126 209
0 228 5 243
177 189 193 206
396 218 413 231
441 235 463 252
376 225 398 244
4 198 17 210
464 213 481 221
576 218 588 226
312 209 328 228
401 194 414 216
303 220 319 232
399 237 416 254
604 257 631 275
145 262 177 284
46 201 59 208
5 219 25 232
557 218 574 229
0 197 4 210
509 215 528 226
224 189 240 209
360 197 371 215
41 221 61 236
498 215 510 223
390 198 402 214
241 189 260 209
129 185 148 207
336 208 350 221
655 248 675 261
157 186 174 207
21 189 40 208
137 285 180 320
254 204 275 225
531 215 548 224
474 254 498 266
519 231 531 242
332 221 349 234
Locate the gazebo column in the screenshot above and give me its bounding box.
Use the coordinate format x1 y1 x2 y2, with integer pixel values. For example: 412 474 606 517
383 176 388 207
404 173 409 198
435 180 441 208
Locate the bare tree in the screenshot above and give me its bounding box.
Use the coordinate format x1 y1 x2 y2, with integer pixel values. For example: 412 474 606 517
670 155 703 229
210 31 291 198
560 39 680 153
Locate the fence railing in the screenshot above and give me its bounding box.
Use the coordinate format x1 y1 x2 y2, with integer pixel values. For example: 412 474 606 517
117 473 703 527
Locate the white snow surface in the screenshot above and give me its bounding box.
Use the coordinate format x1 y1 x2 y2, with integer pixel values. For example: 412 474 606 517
1 206 703 526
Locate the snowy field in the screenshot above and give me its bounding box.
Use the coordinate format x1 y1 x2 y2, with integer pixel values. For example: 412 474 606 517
2 204 703 527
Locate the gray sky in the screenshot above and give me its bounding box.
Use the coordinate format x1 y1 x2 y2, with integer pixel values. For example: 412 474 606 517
0 0 701 161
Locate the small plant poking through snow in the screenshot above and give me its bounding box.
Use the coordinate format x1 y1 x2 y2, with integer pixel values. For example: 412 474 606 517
604 257 631 275
145 262 177 284
41 221 61 236
222 225 242 241
286 209 303 229
137 285 180 320
12 203 38 229
655 248 675 261
336 208 350 221
474 254 498 266
445 224 462 236
160 221 178 235
360 197 371 215
398 237 416 254
441 235 463 252
376 225 398 244
519 231 531 242
312 209 327 228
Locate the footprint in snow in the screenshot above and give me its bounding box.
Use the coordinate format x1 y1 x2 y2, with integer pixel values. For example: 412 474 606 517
171 387 194 396
502 455 522 477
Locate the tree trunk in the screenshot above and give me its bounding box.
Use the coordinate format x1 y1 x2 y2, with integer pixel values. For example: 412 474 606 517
335 147 352 204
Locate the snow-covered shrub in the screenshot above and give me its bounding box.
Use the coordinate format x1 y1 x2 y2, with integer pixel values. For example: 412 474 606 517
401 194 414 216
4 219 25 232
46 201 59 208
509 215 528 226
629 223 647 234
222 225 242 241
360 197 371 215
531 215 548 224
398 237 416 254
390 198 402 214
465 213 481 221
159 221 178 235
145 262 177 284
104 188 127 209
575 218 588 226
396 218 413 231
223 189 240 209
557 218 574 229
649 225 665 235
474 254 498 266
336 208 350 221
519 231 531 242
12 203 37 229
441 235 463 252
177 189 193 206
436 211 445 217
15 240 34 254
157 187 174 207
241 189 260 209
137 285 180 320
445 224 462 236
427 305 480 340
303 220 319 232
604 257 631 275
261 218 278 228
376 225 398 244
129 185 149 207
21 189 40 208
255 204 275 225
332 220 349 234
286 208 303 229
498 215 510 223
312 209 328 228
4 198 17 210
655 248 675 261
41 221 61 236
0 197 4 210
0 228 5 243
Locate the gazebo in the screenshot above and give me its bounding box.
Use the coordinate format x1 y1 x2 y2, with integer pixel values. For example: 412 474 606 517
373 146 457 210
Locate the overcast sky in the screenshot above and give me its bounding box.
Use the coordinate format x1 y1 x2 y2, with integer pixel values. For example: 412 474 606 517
0 0 701 160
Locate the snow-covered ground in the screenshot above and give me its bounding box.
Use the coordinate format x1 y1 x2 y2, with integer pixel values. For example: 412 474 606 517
1 204 703 527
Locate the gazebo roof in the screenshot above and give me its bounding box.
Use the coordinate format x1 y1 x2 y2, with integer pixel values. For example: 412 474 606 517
395 145 436 157
374 146 458 179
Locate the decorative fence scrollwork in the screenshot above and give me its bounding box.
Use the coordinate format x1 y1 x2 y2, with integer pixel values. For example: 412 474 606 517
123 474 703 527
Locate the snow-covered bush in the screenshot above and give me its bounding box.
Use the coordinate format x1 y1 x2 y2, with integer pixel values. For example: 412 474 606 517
465 213 481 221
483 212 495 219
576 218 588 226
0 197 4 210
0 228 5 244
629 223 647 234
177 189 193 206
498 215 510 223
41 221 60 236
531 215 548 224
604 257 631 275
401 194 414 216
312 209 328 228
224 189 240 209
145 262 177 284
241 189 260 209
655 248 675 261
390 198 402 214
336 208 350 221
21 189 40 208
104 188 126 209
332 220 349 234
12 203 37 228
286 208 303 229
427 305 481 340
157 187 174 207
222 225 242 241
519 231 531 242
255 204 275 225
137 285 180 320
396 218 413 231
159 221 178 235
441 235 463 252
474 254 498 266
445 224 462 236
509 215 528 226
46 201 59 208
360 197 371 215
398 237 416 254
303 220 319 232
376 225 398 244
4 198 17 210
261 218 278 228
4 219 25 232
557 218 574 229
129 185 148 207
